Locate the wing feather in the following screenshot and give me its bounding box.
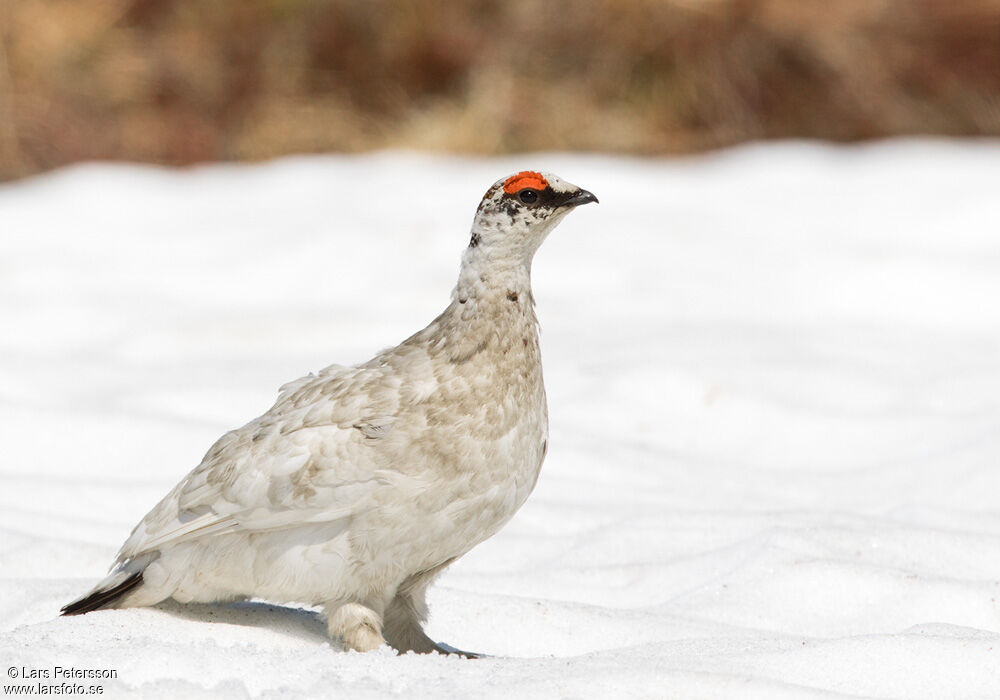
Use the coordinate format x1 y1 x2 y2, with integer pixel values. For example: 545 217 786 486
116 364 400 561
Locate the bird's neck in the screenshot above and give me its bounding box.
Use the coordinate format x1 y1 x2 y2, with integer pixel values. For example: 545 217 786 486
452 244 534 305
414 244 539 365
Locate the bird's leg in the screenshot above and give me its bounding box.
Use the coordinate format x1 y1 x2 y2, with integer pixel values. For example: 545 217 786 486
383 586 441 654
383 573 480 658
327 600 386 653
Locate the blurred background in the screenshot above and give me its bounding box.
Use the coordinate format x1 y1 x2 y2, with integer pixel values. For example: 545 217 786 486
1 0 1000 181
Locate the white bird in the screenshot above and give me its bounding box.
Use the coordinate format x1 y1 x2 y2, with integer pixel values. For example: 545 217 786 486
62 171 598 655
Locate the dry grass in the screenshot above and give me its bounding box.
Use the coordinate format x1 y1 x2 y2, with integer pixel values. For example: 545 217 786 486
1 0 999 179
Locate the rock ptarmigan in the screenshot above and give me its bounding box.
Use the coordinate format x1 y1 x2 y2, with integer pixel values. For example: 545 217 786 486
62 171 597 655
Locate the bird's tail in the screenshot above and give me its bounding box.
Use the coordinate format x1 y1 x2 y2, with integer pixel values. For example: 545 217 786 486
60 558 151 616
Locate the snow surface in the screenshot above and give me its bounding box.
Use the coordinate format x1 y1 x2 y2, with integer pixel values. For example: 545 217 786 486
2 141 1000 698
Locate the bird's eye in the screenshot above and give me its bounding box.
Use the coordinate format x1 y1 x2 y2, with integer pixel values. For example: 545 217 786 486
518 189 538 204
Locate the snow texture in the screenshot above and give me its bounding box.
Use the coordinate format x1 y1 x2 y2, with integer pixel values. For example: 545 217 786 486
2 141 1000 698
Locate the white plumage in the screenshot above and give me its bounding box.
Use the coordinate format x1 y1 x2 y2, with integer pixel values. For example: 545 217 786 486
62 171 597 655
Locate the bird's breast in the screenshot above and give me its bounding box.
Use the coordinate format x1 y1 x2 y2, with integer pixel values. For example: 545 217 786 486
363 310 548 570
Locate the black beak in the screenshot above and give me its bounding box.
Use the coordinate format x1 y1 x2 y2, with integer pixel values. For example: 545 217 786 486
558 189 599 208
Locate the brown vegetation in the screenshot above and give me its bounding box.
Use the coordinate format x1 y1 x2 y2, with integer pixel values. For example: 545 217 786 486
1 0 999 180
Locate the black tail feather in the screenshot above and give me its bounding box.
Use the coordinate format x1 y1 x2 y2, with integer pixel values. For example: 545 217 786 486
61 571 144 616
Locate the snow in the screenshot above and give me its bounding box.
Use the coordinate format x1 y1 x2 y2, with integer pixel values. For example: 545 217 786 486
2 140 1000 698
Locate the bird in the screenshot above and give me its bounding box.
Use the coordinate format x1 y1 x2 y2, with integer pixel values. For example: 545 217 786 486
61 170 598 656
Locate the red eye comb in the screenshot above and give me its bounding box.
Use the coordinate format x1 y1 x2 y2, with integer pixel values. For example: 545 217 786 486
503 171 549 194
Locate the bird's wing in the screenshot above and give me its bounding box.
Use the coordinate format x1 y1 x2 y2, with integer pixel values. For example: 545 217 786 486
116 364 404 561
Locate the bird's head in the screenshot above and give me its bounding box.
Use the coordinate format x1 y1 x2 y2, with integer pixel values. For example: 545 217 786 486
468 171 598 265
